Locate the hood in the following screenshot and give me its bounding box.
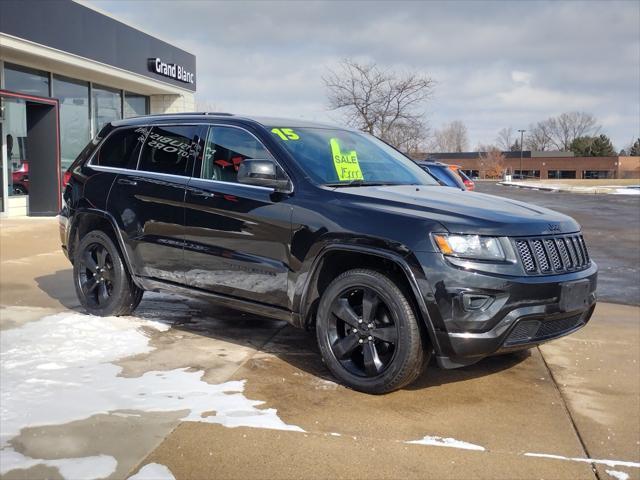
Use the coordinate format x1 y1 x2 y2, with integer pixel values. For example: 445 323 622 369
335 185 580 237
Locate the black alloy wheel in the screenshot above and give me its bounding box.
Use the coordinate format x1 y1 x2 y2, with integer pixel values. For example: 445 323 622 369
77 243 114 308
328 286 398 377
316 268 428 394
73 230 143 316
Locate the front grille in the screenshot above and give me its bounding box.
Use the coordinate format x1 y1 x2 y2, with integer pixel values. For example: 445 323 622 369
514 234 591 275
504 313 585 346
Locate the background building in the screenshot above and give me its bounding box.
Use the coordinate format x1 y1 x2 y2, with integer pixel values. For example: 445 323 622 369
0 0 196 216
418 151 640 180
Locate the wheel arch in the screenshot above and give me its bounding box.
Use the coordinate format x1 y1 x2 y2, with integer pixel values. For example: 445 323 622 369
68 208 141 288
298 244 442 355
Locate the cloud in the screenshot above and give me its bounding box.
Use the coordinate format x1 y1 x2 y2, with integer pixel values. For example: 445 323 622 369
496 85 601 111
511 71 532 86
88 0 640 149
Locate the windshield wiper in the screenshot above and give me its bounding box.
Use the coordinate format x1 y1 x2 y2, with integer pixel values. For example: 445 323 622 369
323 180 401 188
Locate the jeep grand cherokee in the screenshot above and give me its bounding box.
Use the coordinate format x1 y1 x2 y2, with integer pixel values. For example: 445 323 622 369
59 114 597 394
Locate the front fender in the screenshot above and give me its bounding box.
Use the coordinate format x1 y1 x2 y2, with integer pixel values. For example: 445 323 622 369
294 243 443 356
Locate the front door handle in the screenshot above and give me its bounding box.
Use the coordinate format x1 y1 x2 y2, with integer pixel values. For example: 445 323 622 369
117 178 137 186
191 190 215 198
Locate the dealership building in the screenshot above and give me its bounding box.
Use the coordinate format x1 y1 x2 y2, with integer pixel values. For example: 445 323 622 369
0 0 196 216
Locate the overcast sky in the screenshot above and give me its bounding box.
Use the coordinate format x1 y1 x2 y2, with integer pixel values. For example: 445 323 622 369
89 0 639 150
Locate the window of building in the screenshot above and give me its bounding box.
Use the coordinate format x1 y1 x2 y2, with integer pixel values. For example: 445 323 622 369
3 63 50 97
52 75 90 172
92 84 122 133
138 125 199 176
94 127 147 169
548 170 577 179
124 92 149 118
583 170 612 179
514 170 540 178
201 126 272 182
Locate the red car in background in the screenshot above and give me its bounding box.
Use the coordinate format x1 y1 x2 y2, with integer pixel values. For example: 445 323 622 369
449 165 475 191
11 162 29 195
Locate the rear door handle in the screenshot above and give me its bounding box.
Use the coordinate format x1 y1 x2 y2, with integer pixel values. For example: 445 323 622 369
117 178 137 186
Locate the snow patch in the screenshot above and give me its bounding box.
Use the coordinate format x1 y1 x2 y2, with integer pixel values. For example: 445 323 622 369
0 448 116 480
128 463 176 480
0 311 303 477
524 453 640 469
612 188 640 195
606 470 630 480
406 435 486 451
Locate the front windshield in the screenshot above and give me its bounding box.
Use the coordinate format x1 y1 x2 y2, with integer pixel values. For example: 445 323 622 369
268 126 439 186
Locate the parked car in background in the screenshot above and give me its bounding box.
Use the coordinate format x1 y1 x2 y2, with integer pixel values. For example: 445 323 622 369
11 161 29 195
415 161 466 190
450 165 475 191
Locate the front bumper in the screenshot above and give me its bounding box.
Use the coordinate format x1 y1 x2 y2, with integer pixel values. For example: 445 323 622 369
413 252 598 368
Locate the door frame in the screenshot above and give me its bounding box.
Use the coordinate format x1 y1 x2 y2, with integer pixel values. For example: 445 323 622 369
0 89 61 215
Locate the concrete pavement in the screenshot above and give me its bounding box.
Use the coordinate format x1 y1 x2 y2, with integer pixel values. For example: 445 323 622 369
1 218 638 480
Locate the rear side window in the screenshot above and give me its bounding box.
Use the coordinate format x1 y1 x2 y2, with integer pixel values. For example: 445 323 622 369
201 126 272 182
138 125 200 176
94 127 147 169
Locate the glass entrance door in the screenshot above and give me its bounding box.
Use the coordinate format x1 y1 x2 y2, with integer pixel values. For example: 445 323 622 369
4 98 29 200
1 117 4 214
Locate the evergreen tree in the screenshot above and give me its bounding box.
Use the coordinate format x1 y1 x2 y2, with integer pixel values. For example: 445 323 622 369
570 136 594 156
571 134 616 156
590 134 616 156
630 138 640 156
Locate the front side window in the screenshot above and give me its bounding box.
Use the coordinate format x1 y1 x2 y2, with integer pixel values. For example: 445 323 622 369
138 125 199 176
268 126 437 186
201 126 272 183
94 127 147 169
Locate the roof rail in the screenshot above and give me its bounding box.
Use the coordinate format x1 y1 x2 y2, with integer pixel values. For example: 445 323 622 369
146 112 234 117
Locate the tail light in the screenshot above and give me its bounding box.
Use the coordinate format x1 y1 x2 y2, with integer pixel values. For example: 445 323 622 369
63 170 72 187
464 179 475 191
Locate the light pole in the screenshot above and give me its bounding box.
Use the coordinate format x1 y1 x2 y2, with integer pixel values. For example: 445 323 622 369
518 129 526 178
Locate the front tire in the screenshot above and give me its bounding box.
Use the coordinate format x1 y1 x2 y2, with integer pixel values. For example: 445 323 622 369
316 268 428 394
73 230 143 316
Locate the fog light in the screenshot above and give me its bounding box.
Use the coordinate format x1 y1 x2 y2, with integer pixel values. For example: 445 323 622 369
462 293 492 311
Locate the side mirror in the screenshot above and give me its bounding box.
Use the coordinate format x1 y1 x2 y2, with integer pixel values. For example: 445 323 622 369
237 159 292 193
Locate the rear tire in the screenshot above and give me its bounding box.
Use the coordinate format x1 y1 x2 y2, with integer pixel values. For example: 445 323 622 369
73 230 143 316
316 268 428 394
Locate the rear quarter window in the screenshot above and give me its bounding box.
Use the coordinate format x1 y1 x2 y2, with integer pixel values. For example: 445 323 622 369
93 127 147 169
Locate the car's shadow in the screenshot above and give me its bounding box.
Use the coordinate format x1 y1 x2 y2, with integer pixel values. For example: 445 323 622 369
34 270 530 391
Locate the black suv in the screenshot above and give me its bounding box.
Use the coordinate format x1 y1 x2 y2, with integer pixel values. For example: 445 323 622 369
59 114 597 394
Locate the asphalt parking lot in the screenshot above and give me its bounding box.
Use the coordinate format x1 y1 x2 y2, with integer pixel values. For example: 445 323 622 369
1 194 639 480
475 182 640 306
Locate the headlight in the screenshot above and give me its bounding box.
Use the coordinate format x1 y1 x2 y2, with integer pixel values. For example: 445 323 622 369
433 234 506 261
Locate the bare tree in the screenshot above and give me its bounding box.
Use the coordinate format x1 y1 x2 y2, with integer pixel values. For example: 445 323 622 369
384 119 430 157
496 127 514 151
525 121 554 151
430 121 469 152
525 112 599 151
548 112 599 150
480 147 505 179
324 59 434 151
